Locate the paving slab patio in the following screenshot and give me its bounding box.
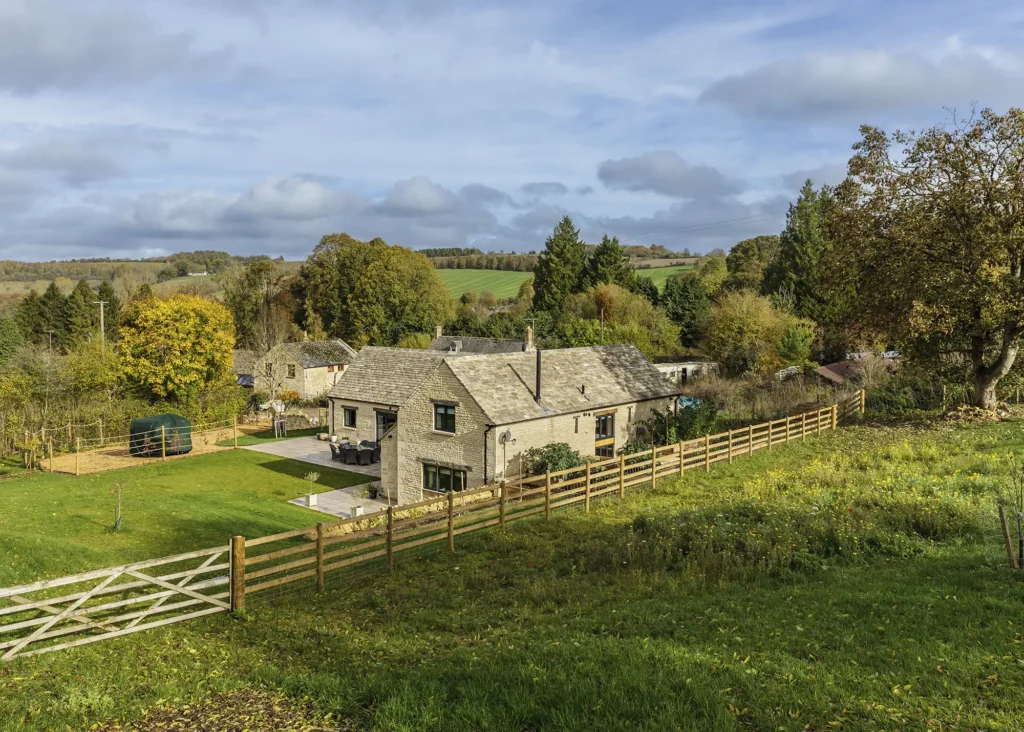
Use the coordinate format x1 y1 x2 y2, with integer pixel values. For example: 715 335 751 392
243 436 381 479
288 486 390 518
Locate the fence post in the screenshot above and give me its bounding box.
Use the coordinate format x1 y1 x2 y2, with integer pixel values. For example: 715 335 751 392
233 416 238 449
785 417 791 443
447 492 455 552
161 426 167 461
99 420 104 446
678 440 685 477
316 522 325 593
584 463 592 513
860 389 866 415
728 431 733 463
1000 505 1019 569
499 481 506 528
650 448 657 491
618 454 625 499
831 404 838 430
230 536 246 612
75 438 80 476
817 410 823 436
768 422 773 452
801 413 807 442
48 438 54 473
545 471 552 521
386 506 394 573
704 435 710 472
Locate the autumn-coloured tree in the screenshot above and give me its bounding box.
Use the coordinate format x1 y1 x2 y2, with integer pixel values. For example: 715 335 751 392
119 294 235 402
836 108 1024 408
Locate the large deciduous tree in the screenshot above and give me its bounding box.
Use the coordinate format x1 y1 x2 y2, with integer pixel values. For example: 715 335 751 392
532 216 586 311
223 259 290 352
347 245 455 345
725 234 780 292
836 108 1024 409
119 294 235 402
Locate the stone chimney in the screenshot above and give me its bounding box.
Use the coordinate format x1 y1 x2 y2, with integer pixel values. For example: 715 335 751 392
524 326 535 352
434 325 443 339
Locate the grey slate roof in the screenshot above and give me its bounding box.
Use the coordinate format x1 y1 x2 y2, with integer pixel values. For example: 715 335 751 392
328 347 452 406
446 345 679 424
232 349 257 376
427 335 527 354
329 344 679 424
279 339 358 369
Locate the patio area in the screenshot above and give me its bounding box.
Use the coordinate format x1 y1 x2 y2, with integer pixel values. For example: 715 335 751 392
288 485 391 518
243 435 381 479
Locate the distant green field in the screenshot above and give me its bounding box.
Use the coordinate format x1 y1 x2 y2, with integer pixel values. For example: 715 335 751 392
438 265 695 299
637 264 695 290
437 269 533 299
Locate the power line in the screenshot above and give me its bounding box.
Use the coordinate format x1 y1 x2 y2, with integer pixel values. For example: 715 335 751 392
605 212 784 244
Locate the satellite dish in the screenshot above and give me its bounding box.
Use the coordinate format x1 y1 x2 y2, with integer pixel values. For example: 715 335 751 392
500 429 513 444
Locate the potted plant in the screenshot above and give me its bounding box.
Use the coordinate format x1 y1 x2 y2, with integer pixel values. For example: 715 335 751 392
329 434 338 443
367 484 379 500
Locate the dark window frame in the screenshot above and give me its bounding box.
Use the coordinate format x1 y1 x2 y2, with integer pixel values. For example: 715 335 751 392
433 403 456 433
343 408 357 428
423 463 466 493
287 364 296 379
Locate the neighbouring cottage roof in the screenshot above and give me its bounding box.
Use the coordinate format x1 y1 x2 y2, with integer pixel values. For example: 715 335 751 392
816 361 862 385
329 344 679 424
427 335 528 355
277 339 358 369
232 349 257 376
328 347 455 406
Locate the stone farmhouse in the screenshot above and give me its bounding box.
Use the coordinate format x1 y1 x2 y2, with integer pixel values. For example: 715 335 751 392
327 344 680 504
254 339 358 399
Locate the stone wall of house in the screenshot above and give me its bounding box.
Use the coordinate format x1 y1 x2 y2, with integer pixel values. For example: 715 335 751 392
493 396 677 480
328 398 391 443
253 345 305 398
379 426 400 502
393 363 492 503
303 365 345 400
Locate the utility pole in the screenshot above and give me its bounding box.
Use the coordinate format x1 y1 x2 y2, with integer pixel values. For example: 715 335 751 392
93 301 108 358
43 330 54 352
600 308 605 345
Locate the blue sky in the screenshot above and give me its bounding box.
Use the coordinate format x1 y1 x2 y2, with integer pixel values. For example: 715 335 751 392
0 0 1021 260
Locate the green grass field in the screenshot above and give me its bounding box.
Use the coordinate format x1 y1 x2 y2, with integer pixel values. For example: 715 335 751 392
436 269 533 299
637 263 695 290
0 450 370 587
1 419 1022 730
438 265 695 299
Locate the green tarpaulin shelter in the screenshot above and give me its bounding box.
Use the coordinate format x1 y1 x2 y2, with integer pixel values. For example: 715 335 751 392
129 414 193 457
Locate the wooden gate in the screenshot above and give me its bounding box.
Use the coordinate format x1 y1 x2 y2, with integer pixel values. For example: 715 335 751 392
0 546 230 660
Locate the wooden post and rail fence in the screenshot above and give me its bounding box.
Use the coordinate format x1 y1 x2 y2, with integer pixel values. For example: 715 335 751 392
0 392 865 660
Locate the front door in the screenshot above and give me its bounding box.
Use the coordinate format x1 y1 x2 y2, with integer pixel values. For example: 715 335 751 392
375 410 397 440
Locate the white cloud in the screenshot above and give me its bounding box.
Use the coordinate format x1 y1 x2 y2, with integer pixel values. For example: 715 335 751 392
700 48 1021 119
0 0 230 94
597 151 737 199
373 176 461 217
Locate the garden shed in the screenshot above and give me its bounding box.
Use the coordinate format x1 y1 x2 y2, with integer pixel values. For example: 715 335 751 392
128 414 193 457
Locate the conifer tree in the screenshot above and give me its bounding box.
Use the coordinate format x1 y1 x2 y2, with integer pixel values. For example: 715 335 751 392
64 279 98 346
532 216 586 312
96 280 121 342
39 281 68 345
585 235 636 290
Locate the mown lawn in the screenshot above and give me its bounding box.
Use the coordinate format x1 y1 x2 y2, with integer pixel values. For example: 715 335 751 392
217 425 325 447
2 420 1023 730
0 449 369 587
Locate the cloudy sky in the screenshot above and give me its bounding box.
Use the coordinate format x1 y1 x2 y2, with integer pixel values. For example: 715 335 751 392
1 0 1021 261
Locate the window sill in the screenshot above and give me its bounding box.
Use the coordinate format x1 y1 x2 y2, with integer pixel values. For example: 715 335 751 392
431 429 457 437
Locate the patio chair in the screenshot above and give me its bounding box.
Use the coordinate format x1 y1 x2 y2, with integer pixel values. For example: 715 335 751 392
359 440 377 449
328 442 340 461
342 445 358 465
371 444 381 463
357 448 372 466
